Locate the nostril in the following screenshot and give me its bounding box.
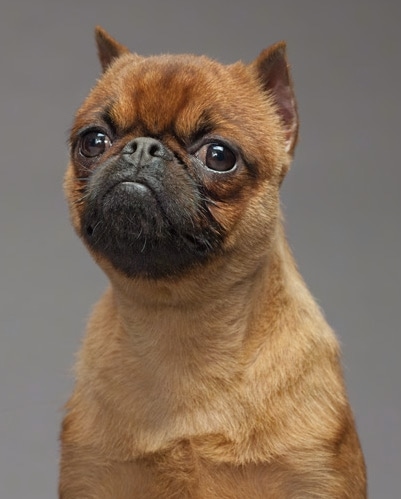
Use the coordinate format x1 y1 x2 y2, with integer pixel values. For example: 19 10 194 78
149 143 160 157
131 142 138 153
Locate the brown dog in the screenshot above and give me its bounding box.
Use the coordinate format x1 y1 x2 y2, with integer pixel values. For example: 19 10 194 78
59 27 367 498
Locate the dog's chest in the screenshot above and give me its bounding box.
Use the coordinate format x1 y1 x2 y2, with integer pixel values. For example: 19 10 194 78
144 440 201 498
132 439 291 499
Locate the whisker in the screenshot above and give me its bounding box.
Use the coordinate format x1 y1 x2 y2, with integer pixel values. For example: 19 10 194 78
73 192 90 205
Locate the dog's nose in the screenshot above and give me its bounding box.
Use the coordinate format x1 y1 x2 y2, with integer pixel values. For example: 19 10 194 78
122 137 172 164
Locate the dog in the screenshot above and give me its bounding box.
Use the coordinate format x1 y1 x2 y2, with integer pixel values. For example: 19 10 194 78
59 26 367 498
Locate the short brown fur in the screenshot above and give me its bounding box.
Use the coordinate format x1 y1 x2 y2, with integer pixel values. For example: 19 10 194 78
59 27 366 498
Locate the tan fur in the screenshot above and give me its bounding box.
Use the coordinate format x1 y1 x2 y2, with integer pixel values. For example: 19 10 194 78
59 28 366 498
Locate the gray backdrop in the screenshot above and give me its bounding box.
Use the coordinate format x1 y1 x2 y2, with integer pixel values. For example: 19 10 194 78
0 0 399 497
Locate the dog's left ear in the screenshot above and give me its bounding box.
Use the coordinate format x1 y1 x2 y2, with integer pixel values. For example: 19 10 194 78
95 26 130 72
252 42 298 155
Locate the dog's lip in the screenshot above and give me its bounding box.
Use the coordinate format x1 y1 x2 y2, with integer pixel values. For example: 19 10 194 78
103 179 152 198
102 179 171 222
117 181 150 193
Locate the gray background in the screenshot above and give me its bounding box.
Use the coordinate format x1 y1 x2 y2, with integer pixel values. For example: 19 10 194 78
0 0 399 497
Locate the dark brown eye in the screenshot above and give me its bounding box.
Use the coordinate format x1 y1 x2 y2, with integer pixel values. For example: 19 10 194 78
197 143 237 172
79 131 112 158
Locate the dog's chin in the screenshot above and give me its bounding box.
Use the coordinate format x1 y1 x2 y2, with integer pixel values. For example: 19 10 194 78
81 180 220 279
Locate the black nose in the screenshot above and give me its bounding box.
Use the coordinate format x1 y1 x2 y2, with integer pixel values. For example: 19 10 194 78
122 137 172 164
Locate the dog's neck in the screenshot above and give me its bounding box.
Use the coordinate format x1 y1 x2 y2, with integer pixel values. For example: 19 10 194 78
97 221 304 399
77 221 333 457
109 223 288 342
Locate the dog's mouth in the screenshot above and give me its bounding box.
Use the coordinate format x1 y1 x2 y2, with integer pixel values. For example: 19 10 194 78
85 180 154 235
80 164 222 278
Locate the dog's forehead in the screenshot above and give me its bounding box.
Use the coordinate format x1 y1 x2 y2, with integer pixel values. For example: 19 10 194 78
114 56 218 129
96 54 264 138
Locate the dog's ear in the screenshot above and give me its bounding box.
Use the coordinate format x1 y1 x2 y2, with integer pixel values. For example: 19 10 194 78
95 26 130 72
252 42 298 156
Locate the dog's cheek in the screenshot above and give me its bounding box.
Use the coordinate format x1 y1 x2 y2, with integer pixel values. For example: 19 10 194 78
216 182 280 253
200 169 258 235
64 163 86 234
207 199 246 235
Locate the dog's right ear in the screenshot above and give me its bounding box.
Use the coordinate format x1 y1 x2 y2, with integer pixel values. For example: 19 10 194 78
95 26 130 72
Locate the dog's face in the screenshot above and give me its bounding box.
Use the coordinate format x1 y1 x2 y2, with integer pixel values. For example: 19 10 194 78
65 28 298 279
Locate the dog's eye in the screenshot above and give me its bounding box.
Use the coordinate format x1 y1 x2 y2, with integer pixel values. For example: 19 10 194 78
196 143 237 172
79 131 112 158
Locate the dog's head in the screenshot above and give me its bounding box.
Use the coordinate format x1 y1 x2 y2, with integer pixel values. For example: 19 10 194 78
65 27 298 280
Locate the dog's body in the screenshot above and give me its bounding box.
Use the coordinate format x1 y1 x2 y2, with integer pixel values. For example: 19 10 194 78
59 28 366 498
